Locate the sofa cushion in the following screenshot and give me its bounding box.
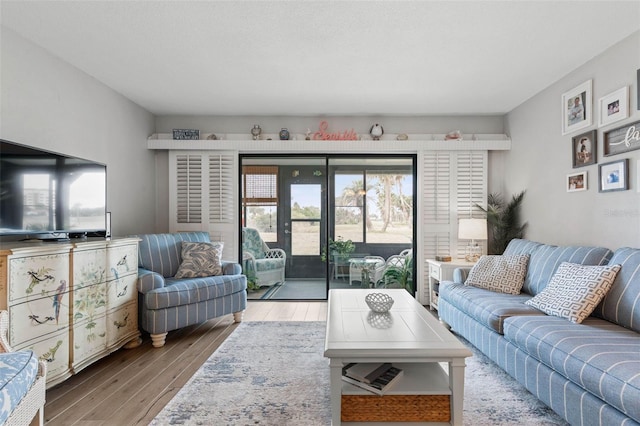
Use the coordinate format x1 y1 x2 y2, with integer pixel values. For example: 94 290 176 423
592 247 640 333
525 262 621 323
136 232 212 278
175 241 224 278
503 315 640 422
0 350 39 425
465 254 529 295
440 281 544 334
145 274 247 310
504 239 613 296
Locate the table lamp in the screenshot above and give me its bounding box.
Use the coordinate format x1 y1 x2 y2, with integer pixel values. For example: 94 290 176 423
458 218 487 262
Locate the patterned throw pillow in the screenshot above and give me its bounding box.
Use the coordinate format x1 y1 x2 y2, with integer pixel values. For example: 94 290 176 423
465 254 530 295
174 241 224 278
525 262 621 324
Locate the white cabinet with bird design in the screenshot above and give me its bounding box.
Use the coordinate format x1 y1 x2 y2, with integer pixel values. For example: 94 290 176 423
0 237 140 388
0 243 73 386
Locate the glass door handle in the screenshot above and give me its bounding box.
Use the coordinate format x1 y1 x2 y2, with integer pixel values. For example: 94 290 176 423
284 230 291 234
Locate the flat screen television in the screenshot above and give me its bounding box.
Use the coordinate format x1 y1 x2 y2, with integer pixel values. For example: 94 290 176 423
0 139 107 240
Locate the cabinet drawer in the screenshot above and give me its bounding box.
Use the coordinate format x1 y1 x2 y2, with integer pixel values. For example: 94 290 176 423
73 248 107 289
107 244 137 280
15 327 70 387
72 313 107 371
107 274 137 310
9 252 71 304
9 293 70 347
429 266 441 281
107 301 138 347
72 282 107 323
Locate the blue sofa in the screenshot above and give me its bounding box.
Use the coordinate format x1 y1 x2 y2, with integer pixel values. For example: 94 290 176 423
439 239 640 426
135 232 247 348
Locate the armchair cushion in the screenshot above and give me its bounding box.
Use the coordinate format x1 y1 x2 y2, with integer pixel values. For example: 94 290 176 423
175 241 224 278
0 350 39 425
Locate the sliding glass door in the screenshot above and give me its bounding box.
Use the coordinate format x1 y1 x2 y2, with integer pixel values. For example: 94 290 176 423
241 154 415 300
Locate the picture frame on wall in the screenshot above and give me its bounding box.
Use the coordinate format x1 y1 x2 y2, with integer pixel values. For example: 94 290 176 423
567 171 587 192
598 86 628 127
572 130 596 168
603 119 640 156
562 80 592 135
599 159 628 192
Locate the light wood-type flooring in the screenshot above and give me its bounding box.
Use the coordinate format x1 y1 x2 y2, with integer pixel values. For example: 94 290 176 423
44 301 327 425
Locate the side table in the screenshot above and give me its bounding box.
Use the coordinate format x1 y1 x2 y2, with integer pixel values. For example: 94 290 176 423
426 259 476 311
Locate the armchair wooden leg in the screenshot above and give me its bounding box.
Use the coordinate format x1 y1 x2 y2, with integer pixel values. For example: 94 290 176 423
150 332 168 348
233 311 244 323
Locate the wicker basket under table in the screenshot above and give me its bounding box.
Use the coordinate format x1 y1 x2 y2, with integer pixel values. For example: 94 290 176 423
341 393 451 422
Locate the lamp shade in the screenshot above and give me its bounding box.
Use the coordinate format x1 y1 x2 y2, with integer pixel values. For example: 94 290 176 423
458 218 487 240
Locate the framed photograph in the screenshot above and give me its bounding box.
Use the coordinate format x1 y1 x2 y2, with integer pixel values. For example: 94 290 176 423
572 130 596 168
604 119 640 156
599 86 628 127
567 171 587 192
599 159 628 192
562 80 592 135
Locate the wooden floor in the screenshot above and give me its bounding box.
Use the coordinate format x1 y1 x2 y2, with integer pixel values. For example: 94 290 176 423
44 301 327 425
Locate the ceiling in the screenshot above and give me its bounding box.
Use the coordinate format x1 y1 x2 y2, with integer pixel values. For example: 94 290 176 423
2 1 639 116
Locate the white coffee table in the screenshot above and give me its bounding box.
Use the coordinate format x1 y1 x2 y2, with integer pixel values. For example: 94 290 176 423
324 289 472 425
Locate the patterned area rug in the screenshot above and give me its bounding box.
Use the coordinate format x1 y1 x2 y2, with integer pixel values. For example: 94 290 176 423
152 321 568 425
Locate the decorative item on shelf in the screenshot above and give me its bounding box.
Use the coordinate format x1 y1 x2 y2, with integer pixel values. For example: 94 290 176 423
251 125 262 140
396 133 408 141
370 123 384 140
206 133 218 140
458 218 487 262
279 128 290 140
445 130 462 141
312 121 358 140
365 292 394 313
435 255 452 262
305 129 312 140
172 129 200 140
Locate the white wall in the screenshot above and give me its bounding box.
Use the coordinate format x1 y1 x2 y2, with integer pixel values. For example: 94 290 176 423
504 31 640 249
1 28 158 237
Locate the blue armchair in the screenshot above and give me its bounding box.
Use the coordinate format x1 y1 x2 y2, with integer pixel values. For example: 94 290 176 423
135 232 247 348
242 228 286 287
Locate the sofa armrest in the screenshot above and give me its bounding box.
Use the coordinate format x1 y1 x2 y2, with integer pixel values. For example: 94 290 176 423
453 267 473 284
137 268 166 293
222 261 242 275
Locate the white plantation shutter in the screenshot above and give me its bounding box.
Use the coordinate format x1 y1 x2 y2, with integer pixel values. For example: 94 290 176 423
170 151 239 261
416 150 487 304
175 154 202 224
208 153 238 260
208 154 235 223
455 151 487 259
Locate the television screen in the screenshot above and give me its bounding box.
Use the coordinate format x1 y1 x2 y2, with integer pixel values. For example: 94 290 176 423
0 140 107 238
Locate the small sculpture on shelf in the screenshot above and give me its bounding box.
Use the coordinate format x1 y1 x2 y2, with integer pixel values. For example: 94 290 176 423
370 123 384 140
251 125 262 140
279 128 290 140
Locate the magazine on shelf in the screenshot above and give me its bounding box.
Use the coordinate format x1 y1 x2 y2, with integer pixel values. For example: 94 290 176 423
343 362 392 384
341 365 404 395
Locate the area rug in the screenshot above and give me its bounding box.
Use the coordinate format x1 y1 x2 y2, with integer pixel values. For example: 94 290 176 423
152 321 568 425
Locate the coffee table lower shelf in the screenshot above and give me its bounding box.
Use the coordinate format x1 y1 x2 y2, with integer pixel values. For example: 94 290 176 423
340 363 452 424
